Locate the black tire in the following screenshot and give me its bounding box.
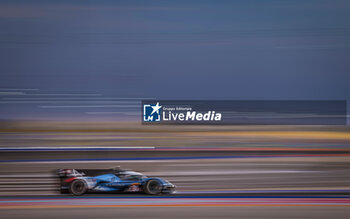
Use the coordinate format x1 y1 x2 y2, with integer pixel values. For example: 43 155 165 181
69 179 88 196
144 179 162 195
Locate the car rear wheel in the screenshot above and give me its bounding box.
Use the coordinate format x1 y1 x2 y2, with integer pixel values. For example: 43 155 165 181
144 179 162 195
69 179 87 196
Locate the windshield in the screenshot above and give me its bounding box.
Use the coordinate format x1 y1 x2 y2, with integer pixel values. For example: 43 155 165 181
117 171 146 180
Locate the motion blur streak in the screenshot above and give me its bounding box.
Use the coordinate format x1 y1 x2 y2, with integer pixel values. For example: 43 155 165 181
1 122 350 219
1 0 350 217
1 197 350 209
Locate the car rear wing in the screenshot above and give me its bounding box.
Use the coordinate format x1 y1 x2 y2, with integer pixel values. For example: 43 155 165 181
57 169 85 178
57 168 120 178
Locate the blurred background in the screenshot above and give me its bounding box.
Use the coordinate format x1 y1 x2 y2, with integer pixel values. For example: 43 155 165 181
1 0 350 218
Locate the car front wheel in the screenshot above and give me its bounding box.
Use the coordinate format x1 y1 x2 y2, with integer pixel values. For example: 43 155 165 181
144 179 162 195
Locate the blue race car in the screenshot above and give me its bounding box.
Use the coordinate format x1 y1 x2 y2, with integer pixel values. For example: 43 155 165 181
57 167 176 196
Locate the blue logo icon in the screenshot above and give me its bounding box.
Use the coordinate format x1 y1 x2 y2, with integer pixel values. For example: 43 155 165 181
143 102 162 122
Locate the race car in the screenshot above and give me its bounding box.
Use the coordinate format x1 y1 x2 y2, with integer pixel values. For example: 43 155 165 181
57 167 176 196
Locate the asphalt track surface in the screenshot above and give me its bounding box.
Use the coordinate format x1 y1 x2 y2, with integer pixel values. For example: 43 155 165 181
1 150 350 218
1 195 350 219
2 206 350 219
1 150 350 193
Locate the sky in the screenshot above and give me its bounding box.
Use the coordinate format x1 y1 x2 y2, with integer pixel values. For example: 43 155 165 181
0 0 349 120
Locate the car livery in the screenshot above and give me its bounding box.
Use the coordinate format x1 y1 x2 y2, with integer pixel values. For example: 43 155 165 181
57 167 176 196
